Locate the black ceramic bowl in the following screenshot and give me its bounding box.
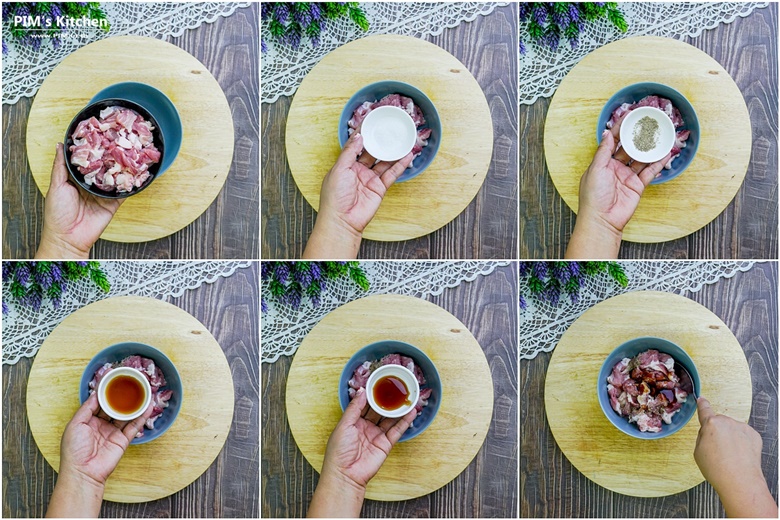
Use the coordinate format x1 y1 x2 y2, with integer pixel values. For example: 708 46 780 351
64 98 165 199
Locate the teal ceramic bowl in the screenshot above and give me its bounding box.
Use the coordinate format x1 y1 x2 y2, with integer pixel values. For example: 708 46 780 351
90 82 182 175
79 342 182 445
338 340 441 442
597 336 700 440
597 82 699 184
338 81 441 182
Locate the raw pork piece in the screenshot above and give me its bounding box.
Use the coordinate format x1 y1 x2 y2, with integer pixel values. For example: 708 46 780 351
606 349 688 433
347 93 432 158
69 106 161 193
88 354 174 437
347 352 433 417
606 95 690 169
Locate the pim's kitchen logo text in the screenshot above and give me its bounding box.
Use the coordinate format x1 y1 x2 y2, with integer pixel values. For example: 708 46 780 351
13 15 108 29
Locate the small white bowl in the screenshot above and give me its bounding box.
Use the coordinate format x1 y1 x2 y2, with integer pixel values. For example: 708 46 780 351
365 364 420 418
619 106 676 163
97 367 152 421
360 106 417 162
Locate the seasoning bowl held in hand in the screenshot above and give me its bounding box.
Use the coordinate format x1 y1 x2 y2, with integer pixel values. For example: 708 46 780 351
338 339 442 442
96 366 152 421
338 80 441 182
80 341 183 445
365 364 420 418
359 106 418 162
597 336 700 440
619 106 676 164
597 81 699 184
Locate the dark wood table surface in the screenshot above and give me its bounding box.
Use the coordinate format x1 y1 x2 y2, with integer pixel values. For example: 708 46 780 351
262 263 518 517
520 4 778 259
2 264 260 518
2 4 259 260
521 262 779 517
262 5 519 260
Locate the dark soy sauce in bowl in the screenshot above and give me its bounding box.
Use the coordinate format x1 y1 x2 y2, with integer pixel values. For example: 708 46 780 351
106 375 145 414
373 375 411 411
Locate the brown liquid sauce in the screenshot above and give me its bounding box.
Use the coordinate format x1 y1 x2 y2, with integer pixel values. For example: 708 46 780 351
106 375 145 414
373 375 411 411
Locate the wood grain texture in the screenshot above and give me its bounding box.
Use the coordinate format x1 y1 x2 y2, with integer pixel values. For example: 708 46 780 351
545 37 751 244
27 36 234 244
521 262 778 517
520 5 778 258
262 264 518 516
545 291 751 497
286 35 493 242
27 296 234 503
262 4 518 258
286 294 493 501
2 5 259 258
3 264 259 517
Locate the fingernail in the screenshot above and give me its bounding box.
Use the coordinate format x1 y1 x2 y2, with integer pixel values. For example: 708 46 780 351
655 172 661 178
353 132 361 140
357 387 364 394
601 129 610 138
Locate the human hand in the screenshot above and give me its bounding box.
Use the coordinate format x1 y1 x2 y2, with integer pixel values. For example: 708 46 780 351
303 133 414 259
36 143 123 259
578 118 671 236
59 393 152 487
694 397 764 492
322 387 416 489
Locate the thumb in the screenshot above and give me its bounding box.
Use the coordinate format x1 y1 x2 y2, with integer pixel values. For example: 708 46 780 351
332 132 365 173
340 387 367 427
592 130 617 168
697 396 714 424
49 143 69 192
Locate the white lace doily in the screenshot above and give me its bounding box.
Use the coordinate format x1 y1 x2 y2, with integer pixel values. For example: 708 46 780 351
2 261 252 365
261 261 510 363
519 2 768 105
261 2 509 104
2 2 252 105
519 261 756 360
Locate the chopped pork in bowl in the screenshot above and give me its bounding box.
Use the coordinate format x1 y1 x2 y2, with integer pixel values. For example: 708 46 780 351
79 341 182 444
596 82 699 185
597 337 700 440
338 339 441 442
64 98 165 199
338 81 441 182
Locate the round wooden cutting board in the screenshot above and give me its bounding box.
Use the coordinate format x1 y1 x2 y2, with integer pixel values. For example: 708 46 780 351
26 296 234 503
286 35 493 242
286 294 493 501
27 36 234 243
545 291 752 497
545 36 751 243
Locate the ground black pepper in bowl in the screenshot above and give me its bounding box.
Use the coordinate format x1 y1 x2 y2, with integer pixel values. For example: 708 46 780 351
633 116 659 152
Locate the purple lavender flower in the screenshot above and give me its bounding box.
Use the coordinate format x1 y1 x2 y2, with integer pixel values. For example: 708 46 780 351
569 35 579 49
284 285 302 309
2 262 13 282
294 4 312 27
518 2 531 22
311 35 320 47
26 290 43 311
261 2 273 20
311 294 321 308
310 262 322 281
15 263 31 286
532 5 548 26
51 263 63 283
310 3 322 21
519 294 527 310
552 264 571 285
261 298 268 314
35 268 53 291
261 262 272 280
17 4 30 18
274 263 290 284
50 3 61 17
568 291 579 304
544 285 560 306
519 40 526 56
2 3 10 20
518 262 530 276
285 29 301 49
261 39 267 53
568 4 580 23
294 264 313 288
532 262 548 281
274 3 290 24
568 262 581 278
2 300 8 315
76 261 88 267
